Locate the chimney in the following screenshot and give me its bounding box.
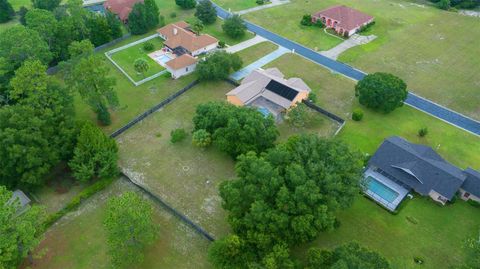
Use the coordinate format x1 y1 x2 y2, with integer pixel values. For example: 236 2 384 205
173 27 178 35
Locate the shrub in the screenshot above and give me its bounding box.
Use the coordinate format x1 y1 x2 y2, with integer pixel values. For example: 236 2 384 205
413 256 425 265
170 12 177 18
192 129 212 148
468 199 480 208
406 216 418 224
143 41 154 51
175 0 196 9
418 127 428 137
286 103 313 128
437 0 451 9
170 128 187 143
197 51 243 81
218 40 226 48
300 14 313 26
256 0 264 4
352 108 364 121
308 92 317 103
314 19 324 28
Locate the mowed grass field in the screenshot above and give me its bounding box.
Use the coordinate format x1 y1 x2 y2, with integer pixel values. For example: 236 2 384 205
213 0 258 11
244 0 480 120
25 179 211 269
109 38 166 81
266 53 480 268
235 41 278 66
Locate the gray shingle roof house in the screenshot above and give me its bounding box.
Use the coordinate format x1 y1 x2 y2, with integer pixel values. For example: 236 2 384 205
460 168 480 202
367 136 480 205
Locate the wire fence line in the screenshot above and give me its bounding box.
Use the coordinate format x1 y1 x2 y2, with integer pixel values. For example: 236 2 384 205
120 172 215 242
110 79 200 138
303 100 345 124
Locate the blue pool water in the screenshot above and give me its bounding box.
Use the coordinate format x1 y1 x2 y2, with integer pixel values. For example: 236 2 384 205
156 54 173 64
257 107 271 117
366 176 399 203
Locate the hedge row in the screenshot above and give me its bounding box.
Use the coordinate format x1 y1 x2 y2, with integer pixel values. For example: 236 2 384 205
43 177 116 229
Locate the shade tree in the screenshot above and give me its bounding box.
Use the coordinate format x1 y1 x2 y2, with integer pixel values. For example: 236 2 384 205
196 51 242 81
134 58 149 77
175 0 196 9
195 0 217 24
32 0 61 10
222 14 247 39
0 0 14 23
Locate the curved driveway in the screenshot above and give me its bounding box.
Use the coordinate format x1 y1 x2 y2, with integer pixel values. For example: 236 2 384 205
213 3 480 136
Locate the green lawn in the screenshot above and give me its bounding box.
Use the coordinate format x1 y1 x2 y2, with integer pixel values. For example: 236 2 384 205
244 0 480 120
213 0 259 11
295 195 480 269
24 179 211 269
109 37 166 81
200 20 255 46
9 0 31 10
235 41 278 66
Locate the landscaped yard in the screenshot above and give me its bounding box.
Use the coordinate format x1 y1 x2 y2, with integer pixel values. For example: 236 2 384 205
109 37 166 81
24 179 211 269
244 0 480 120
235 41 278 66
213 0 258 11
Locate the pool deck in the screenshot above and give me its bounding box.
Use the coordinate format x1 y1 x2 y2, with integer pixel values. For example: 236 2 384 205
364 168 409 211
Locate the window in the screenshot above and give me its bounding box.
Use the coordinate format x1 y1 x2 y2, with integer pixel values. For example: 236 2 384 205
464 192 470 198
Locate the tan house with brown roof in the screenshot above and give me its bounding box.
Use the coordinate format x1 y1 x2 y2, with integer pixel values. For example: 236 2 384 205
312 5 374 37
155 21 219 79
227 68 311 119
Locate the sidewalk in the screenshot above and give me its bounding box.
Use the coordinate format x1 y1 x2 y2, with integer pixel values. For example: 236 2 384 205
225 35 267 53
230 46 290 81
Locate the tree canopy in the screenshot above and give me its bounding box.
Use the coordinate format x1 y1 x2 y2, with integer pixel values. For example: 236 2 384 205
175 0 196 9
0 186 46 268
355 72 407 113
196 51 242 81
103 192 158 268
195 0 217 24
69 122 118 182
32 0 61 10
306 242 391 269
25 8 58 48
0 0 15 23
222 14 247 39
193 102 278 158
134 58 149 77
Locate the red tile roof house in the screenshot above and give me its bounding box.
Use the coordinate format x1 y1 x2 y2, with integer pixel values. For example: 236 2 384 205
312 5 374 37
156 21 218 79
103 0 143 23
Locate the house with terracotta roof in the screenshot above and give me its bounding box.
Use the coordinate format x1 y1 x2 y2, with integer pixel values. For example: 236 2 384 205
226 68 311 120
155 21 219 79
103 0 143 22
312 5 374 37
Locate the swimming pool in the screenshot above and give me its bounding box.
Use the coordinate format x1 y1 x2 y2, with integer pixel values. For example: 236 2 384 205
155 54 173 64
257 107 271 117
366 176 399 203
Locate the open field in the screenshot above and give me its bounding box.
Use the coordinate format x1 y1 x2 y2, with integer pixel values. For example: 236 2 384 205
109 37 166 81
214 0 258 11
24 179 211 269
295 195 480 269
244 0 480 120
267 53 480 268
200 20 255 46
235 41 278 66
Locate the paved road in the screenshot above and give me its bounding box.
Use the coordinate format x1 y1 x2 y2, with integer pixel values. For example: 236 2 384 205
213 3 480 136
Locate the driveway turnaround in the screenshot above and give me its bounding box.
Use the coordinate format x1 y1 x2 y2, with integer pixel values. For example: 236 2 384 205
230 46 290 81
213 2 480 136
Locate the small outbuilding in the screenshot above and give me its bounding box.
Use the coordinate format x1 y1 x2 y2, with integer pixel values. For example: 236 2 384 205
312 5 374 37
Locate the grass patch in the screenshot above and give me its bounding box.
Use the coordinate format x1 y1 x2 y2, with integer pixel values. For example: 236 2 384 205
109 37 166 81
213 0 259 11
294 196 480 269
25 179 211 269
201 20 255 46
244 0 480 120
235 41 278 66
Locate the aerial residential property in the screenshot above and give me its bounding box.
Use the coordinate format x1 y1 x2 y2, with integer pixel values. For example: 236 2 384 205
0 0 479 267
365 136 480 211
312 5 374 37
226 68 311 119
154 21 219 78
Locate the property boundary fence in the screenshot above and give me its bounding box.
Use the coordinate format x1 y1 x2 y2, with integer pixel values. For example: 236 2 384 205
104 33 168 86
110 79 200 138
303 100 345 124
120 172 215 242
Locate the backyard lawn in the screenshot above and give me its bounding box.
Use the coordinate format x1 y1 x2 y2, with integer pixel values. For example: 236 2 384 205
244 0 480 120
199 19 255 46
295 195 480 269
109 37 166 81
235 41 278 66
213 0 258 11
24 179 211 269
